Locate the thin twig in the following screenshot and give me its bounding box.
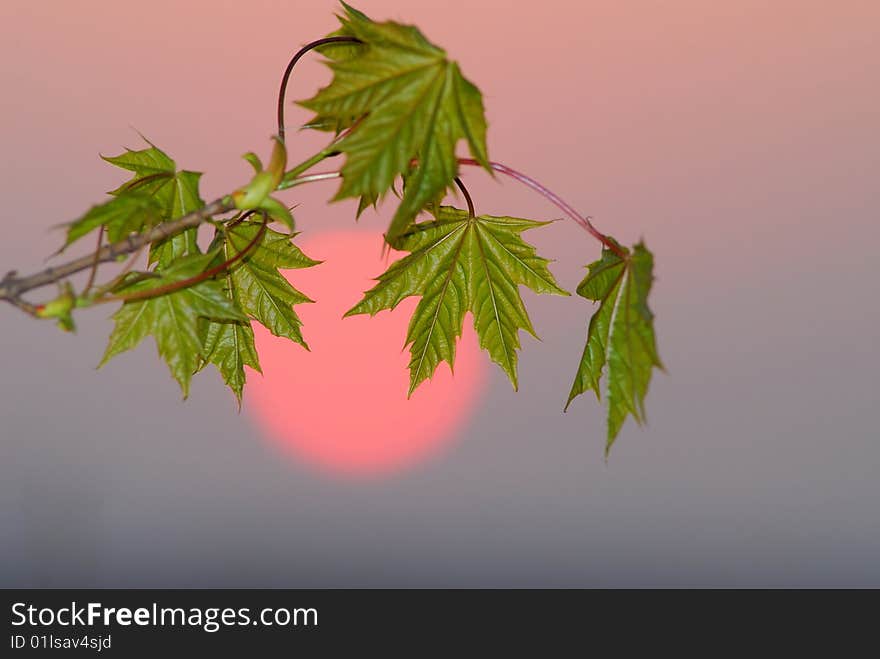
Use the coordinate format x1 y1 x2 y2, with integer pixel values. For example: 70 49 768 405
283 170 342 188
87 243 147 301
225 209 257 231
458 158 625 257
96 213 269 305
82 226 105 295
5 293 39 316
0 197 234 304
0 150 613 314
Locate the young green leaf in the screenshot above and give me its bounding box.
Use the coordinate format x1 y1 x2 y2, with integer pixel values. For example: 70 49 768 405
566 242 663 454
148 170 204 266
102 143 175 176
300 2 490 244
64 193 164 247
197 220 319 402
200 317 261 406
242 151 263 174
346 206 568 394
232 138 294 230
222 221 319 345
103 141 205 266
100 253 247 398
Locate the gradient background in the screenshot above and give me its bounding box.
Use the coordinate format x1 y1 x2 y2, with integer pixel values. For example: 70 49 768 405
1 0 878 587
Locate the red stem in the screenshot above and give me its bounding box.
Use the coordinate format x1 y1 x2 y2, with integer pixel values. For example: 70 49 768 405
277 36 363 142
453 176 476 217
458 158 625 257
97 214 269 305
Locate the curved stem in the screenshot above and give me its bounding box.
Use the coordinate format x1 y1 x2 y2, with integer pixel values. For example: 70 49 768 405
283 170 342 189
96 213 269 305
454 177 476 217
82 226 105 294
88 243 147 300
277 36 362 141
225 209 257 231
279 150 340 189
458 158 625 257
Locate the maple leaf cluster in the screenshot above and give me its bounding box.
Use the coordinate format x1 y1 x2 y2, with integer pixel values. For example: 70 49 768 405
44 2 662 452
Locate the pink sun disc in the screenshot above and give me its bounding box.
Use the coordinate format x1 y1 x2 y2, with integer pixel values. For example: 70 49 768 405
244 230 487 478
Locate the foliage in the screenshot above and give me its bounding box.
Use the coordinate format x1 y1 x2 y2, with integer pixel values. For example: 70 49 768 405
299 2 490 244
347 206 568 393
565 242 663 454
100 253 248 397
1 2 663 456
102 141 204 265
198 221 319 403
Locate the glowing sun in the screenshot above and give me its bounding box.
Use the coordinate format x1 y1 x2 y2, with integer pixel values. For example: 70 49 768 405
244 230 486 478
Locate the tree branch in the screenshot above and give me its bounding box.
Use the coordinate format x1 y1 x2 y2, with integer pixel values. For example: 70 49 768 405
0 197 234 306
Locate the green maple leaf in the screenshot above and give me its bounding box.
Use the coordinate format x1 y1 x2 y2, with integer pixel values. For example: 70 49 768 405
346 206 568 394
64 193 164 247
102 142 205 266
199 317 261 406
299 2 490 244
565 241 663 454
100 252 247 398
223 221 318 344
64 140 205 260
102 142 175 176
198 221 319 402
